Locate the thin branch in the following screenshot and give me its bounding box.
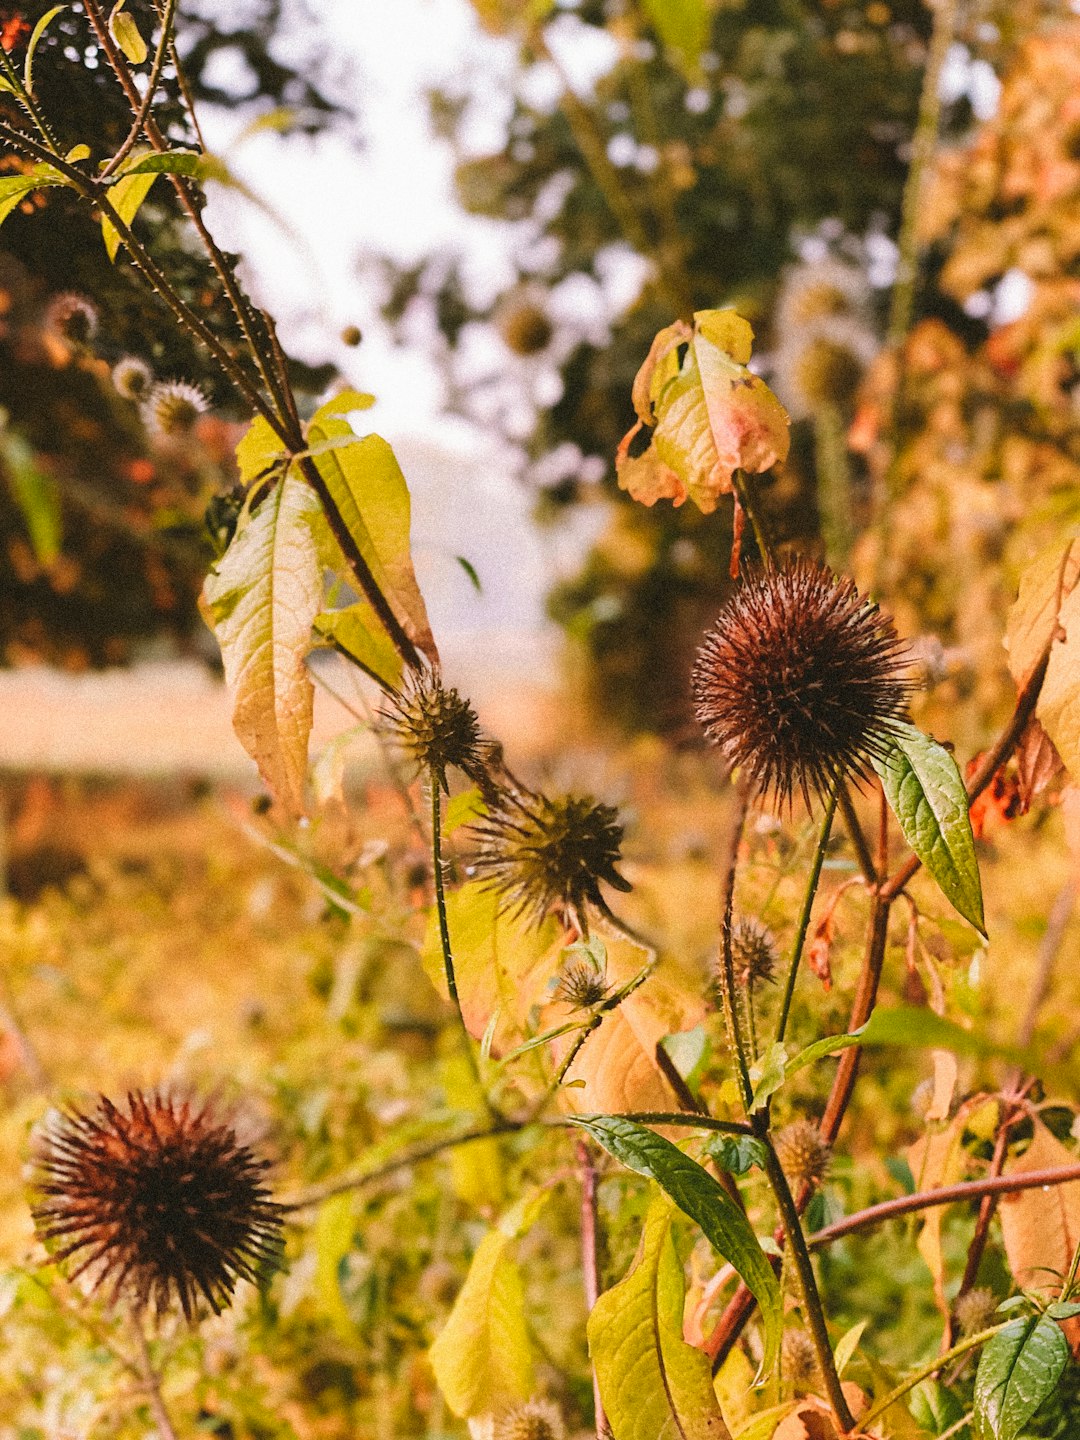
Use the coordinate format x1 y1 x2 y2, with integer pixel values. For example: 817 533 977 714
130 1315 179 1440
280 1121 522 1211
858 1323 1006 1433
100 0 179 178
807 1163 1080 1249
837 782 878 886
716 782 754 1112
577 1138 607 1439
774 787 837 1047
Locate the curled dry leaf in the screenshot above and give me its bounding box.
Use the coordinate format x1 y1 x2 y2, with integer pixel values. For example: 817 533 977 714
1015 717 1064 811
772 1384 869 1440
1000 1119 1080 1354
616 309 790 516
1005 539 1080 782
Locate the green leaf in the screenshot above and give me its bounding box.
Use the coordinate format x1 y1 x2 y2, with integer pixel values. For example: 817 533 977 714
101 169 156 260
639 0 710 73
313 1193 358 1341
201 473 325 815
872 723 985 932
24 5 66 93
313 601 404 692
704 1134 767 1177
456 554 482 592
444 786 487 835
571 1115 782 1374
1 425 61 564
306 409 436 666
0 165 69 227
108 1 147 64
749 1040 788 1110
428 1190 547 1418
973 1314 1067 1440
588 1199 734 1440
118 149 205 177
834 1318 868 1377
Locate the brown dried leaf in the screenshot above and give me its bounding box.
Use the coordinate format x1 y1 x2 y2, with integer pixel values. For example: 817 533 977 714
1000 1119 1080 1298
1016 718 1065 811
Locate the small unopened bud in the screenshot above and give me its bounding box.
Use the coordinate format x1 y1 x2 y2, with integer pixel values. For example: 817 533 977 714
774 1119 831 1189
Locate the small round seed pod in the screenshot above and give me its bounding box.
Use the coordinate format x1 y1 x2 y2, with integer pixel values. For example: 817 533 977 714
31 1090 283 1321
953 1287 998 1338
111 355 154 402
469 791 631 930
556 959 610 1010
43 292 98 345
493 1400 567 1440
379 668 488 794
774 1119 831 1190
782 1327 819 1394
691 559 911 810
731 917 779 990
142 379 209 437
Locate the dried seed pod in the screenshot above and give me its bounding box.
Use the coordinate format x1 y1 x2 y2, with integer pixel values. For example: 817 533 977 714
142 379 209 437
493 1400 567 1440
32 1091 283 1321
43 292 98 345
692 559 910 809
111 355 154 401
731 917 779 990
379 667 488 793
782 1327 819 1394
953 1286 998 1338
470 791 630 930
774 1118 831 1190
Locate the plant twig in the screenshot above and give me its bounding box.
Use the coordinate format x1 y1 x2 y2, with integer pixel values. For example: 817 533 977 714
130 1315 179 1440
717 783 754 1112
858 1323 1005 1432
577 1137 607 1439
774 787 837 1047
100 0 179 177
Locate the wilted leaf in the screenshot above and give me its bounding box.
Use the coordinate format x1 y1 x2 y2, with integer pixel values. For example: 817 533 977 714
974 1314 1067 1440
1006 539 1080 782
556 931 705 1117
588 1199 734 1440
617 309 790 516
1016 718 1064 811
420 880 561 1054
201 473 324 815
428 1190 547 1418
999 1121 1080 1300
574 1116 782 1374
872 722 985 933
772 1388 868 1440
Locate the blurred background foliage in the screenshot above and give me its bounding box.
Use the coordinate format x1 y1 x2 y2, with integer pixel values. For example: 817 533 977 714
0 0 337 667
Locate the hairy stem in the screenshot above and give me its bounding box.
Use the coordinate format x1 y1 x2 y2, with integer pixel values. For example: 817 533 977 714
813 404 854 568
130 1316 179 1440
100 0 179 177
774 788 837 1048
760 1135 854 1433
858 1324 1005 1432
576 1137 607 1438
718 784 754 1112
430 778 488 1101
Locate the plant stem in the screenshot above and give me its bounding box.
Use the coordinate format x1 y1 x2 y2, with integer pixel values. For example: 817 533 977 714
774 788 837 1048
759 1134 854 1433
813 404 854 568
858 1323 1006 1432
717 783 754 1113
837 782 878 887
100 0 179 177
130 1315 179 1440
430 776 488 1102
0 45 62 153
281 1120 523 1210
732 470 774 567
576 1137 607 1439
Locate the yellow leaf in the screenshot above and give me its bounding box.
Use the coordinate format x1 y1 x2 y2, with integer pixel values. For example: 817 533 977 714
101 169 156 261
617 309 790 516
307 417 437 665
1000 1120 1080 1298
588 1199 733 1440
108 4 147 64
235 414 287 485
200 473 323 815
314 601 404 692
428 1190 547 1418
1006 538 1080 780
419 881 562 1054
906 1098 990 1318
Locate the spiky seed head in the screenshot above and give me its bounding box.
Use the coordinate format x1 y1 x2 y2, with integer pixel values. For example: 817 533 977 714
789 334 866 411
43 292 98 345
379 668 488 793
774 1119 831 1190
31 1090 283 1321
953 1287 998 1338
469 792 631 930
556 959 610 1010
112 355 153 401
142 380 208 437
731 917 779 990
782 1327 819 1393
493 1400 567 1440
691 559 911 810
